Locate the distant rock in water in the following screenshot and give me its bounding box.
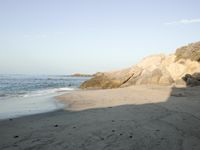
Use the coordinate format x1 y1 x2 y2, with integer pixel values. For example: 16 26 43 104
80 41 200 89
71 73 93 77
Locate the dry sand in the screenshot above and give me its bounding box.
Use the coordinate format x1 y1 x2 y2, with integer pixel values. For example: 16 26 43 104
0 85 200 150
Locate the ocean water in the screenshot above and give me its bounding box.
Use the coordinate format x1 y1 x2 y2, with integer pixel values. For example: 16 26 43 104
0 74 90 119
0 74 89 99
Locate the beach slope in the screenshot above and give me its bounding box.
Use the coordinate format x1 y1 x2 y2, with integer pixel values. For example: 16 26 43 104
0 85 200 150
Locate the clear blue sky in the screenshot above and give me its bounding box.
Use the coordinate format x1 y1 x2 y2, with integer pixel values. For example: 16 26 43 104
0 0 200 75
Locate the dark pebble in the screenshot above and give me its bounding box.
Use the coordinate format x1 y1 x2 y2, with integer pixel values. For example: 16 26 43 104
119 133 123 136
14 136 19 138
73 126 76 129
101 138 104 140
112 130 115 132
112 120 115 122
54 124 58 127
129 136 133 138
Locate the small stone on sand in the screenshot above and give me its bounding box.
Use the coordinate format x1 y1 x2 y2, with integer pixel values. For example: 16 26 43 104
13 136 19 138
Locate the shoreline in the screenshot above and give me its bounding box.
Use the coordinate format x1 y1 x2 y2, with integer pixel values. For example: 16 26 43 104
57 85 173 111
0 92 66 120
0 85 200 149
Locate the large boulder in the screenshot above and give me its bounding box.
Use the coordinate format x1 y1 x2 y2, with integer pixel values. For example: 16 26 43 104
182 73 200 86
159 75 174 86
80 73 121 89
137 54 165 71
165 62 186 81
80 66 142 89
134 68 163 85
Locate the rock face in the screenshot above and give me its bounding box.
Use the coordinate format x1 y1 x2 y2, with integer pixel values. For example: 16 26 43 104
81 41 200 89
182 73 200 86
80 67 140 89
175 41 200 61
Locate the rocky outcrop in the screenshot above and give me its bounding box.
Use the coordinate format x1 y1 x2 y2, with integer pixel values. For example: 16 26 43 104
182 73 200 86
175 41 200 61
80 67 141 89
81 41 200 89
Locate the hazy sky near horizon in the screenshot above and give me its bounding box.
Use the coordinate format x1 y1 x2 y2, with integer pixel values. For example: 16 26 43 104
0 0 200 75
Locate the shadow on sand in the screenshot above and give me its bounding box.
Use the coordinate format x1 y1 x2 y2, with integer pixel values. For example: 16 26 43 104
0 84 200 150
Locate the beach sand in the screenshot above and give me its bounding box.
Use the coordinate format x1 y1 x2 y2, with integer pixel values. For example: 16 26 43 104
0 85 200 150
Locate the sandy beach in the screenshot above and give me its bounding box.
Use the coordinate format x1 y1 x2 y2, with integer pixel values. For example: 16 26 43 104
0 85 200 150
1 0 200 149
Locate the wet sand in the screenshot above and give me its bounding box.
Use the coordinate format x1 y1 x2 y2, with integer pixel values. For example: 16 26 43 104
0 93 65 120
0 85 200 150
